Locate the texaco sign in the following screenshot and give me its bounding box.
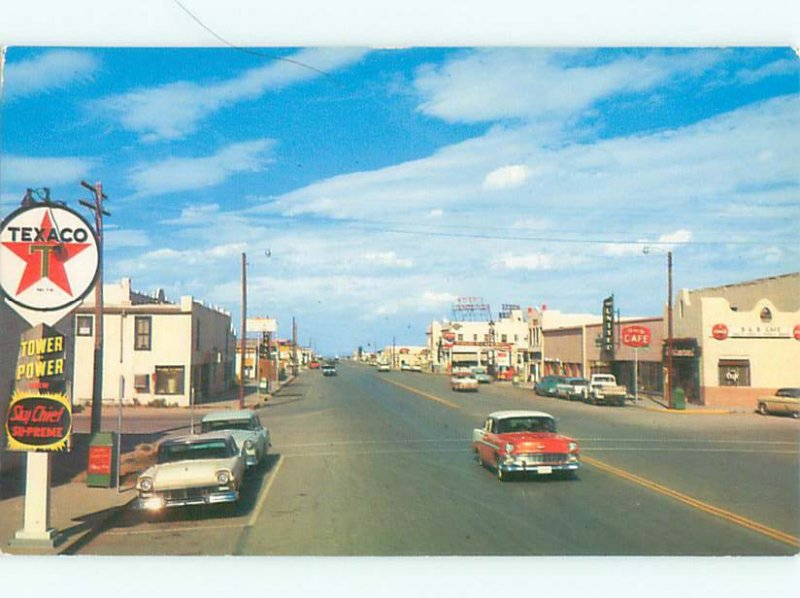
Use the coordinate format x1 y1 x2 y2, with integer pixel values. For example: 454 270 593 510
0 205 99 315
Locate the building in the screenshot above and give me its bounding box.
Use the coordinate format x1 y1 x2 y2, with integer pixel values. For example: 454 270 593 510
72 278 236 407
527 307 601 382
671 272 800 408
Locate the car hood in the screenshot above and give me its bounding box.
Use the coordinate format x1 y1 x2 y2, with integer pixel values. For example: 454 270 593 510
498 432 574 452
142 457 239 491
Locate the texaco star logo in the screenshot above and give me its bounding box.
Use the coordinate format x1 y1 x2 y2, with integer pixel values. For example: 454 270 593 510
0 205 99 312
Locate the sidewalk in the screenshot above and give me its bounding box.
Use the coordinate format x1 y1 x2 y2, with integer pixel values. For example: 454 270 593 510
0 374 300 555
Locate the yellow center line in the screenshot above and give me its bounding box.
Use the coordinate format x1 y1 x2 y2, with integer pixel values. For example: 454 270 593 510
379 377 461 410
247 455 284 528
582 455 799 549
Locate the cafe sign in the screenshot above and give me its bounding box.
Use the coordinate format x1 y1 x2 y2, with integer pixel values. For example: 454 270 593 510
621 325 651 348
712 323 793 340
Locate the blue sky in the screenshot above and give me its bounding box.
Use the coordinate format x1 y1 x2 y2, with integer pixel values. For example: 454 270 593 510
1 47 798 354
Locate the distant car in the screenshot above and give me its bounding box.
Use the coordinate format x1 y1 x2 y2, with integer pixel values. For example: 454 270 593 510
409 365 422 373
534 375 566 396
555 377 589 401
377 363 391 372
322 364 337 376
400 363 411 371
472 410 580 481
309 361 321 370
451 372 479 392
757 388 800 419
135 432 246 511
471 366 492 384
200 410 270 469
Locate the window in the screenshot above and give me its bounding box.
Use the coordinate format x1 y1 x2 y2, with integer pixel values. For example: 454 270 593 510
718 359 750 387
195 320 201 351
484 334 490 342
134 374 150 393
135 316 152 351
501 334 508 343
155 366 185 395
472 334 478 341
76 315 93 336
457 334 463 341
514 334 519 342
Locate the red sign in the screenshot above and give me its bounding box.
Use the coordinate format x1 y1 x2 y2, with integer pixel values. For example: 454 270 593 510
794 325 800 341
621 325 651 348
5 393 72 451
712 324 729 341
88 445 113 475
442 331 456 342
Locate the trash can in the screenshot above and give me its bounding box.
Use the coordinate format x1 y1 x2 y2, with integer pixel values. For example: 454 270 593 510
87 431 117 488
672 387 686 411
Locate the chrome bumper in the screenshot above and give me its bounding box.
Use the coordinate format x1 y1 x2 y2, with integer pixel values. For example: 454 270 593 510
499 460 580 474
136 489 239 510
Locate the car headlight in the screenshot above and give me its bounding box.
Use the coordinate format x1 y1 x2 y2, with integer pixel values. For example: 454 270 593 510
504 443 515 454
138 477 153 492
216 470 231 485
568 442 578 451
243 439 254 450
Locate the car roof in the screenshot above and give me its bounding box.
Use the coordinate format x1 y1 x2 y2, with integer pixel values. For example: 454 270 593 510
488 410 554 420
161 431 234 446
200 410 254 423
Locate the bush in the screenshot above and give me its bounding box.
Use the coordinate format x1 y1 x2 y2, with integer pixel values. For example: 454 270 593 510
147 398 168 408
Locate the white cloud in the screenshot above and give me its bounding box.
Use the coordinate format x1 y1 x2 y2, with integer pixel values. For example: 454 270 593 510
602 229 694 257
364 251 414 268
735 58 797 85
492 252 557 271
483 165 529 190
1 155 96 185
4 50 99 101
95 48 368 141
428 209 444 218
127 140 275 198
414 49 722 124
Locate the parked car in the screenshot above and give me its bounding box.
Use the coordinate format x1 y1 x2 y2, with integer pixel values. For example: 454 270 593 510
322 363 337 376
472 410 580 481
587 374 628 406
534 375 566 396
409 365 422 373
135 432 246 511
309 360 321 370
200 410 270 469
556 377 589 401
400 363 411 371
451 372 479 392
757 388 800 419
377 363 391 372
471 366 492 384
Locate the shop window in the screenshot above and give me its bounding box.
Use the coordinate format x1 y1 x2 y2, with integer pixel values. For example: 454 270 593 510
501 334 508 342
155 366 185 395
718 359 750 387
135 316 152 351
76 315 93 336
134 374 150 393
457 334 463 341
473 334 478 341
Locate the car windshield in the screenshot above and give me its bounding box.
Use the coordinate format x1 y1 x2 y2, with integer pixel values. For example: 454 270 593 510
158 440 233 463
497 417 556 434
201 420 254 433
776 388 800 398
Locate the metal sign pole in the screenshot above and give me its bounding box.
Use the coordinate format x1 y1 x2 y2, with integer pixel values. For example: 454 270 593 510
117 376 123 491
634 347 639 402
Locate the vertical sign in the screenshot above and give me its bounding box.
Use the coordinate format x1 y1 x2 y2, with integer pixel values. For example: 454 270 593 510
602 295 615 354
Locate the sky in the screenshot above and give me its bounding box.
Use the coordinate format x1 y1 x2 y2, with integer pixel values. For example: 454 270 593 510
1 47 798 354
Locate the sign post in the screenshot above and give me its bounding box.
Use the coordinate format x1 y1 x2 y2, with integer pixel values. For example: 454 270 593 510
621 325 652 403
1 201 99 548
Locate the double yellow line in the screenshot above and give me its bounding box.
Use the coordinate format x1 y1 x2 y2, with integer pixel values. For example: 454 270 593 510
583 455 799 549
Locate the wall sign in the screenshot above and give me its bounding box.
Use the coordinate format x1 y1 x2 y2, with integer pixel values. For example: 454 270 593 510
621 325 651 348
711 323 729 340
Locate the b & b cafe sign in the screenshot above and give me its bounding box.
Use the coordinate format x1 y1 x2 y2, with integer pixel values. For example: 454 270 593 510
711 323 800 341
1 204 99 452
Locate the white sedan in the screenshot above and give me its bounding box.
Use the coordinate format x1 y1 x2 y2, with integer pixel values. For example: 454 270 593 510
451 372 479 392
200 410 270 469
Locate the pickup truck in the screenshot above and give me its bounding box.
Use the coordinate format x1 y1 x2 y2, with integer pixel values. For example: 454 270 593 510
587 374 627 406
555 377 589 401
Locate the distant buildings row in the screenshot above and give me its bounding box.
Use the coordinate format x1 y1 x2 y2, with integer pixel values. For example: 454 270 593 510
421 273 799 410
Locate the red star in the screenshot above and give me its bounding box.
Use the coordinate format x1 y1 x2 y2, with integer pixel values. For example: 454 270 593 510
1 210 91 296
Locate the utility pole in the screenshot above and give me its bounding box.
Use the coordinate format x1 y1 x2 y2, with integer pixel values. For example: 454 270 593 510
80 181 110 434
392 336 396 369
239 252 246 409
666 251 674 409
292 317 298 376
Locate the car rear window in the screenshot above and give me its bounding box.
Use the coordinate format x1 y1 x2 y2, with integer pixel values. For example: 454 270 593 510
158 440 233 463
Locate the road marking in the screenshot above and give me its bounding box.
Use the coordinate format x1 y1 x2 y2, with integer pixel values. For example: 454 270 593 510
103 523 244 537
576 438 798 445
379 377 461 410
247 455 284 528
582 455 800 549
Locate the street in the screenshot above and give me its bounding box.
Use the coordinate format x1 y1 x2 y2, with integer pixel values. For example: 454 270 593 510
76 363 799 556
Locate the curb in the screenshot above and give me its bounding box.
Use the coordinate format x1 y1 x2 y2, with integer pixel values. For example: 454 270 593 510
639 406 735 415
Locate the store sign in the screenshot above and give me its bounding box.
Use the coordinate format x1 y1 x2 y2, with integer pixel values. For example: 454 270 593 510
662 339 701 360
621 325 651 348
602 295 614 353
711 323 728 340
794 325 800 341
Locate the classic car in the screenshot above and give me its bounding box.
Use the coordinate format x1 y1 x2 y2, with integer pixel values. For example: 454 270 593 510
451 372 479 392
409 365 423 373
309 360 321 369
555 377 589 401
587 374 628 406
471 366 492 384
377 362 391 372
472 410 580 481
322 363 337 376
534 375 566 396
400 363 411 371
757 388 800 418
200 410 270 469
135 432 246 511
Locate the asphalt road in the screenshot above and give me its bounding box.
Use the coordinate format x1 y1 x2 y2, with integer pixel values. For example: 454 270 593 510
77 362 799 556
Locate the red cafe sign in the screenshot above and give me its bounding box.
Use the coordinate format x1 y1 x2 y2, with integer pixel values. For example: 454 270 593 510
621 325 651 348
794 325 800 341
712 324 729 341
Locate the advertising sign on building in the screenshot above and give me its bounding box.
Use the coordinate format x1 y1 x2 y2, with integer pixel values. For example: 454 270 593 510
621 325 651 348
602 295 614 353
247 317 277 333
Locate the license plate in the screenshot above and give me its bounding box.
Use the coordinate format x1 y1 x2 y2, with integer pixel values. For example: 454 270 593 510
537 466 553 474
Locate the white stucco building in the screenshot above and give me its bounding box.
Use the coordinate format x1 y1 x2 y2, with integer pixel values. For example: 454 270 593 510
72 278 236 407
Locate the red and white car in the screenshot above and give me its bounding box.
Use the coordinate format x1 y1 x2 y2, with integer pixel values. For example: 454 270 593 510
472 410 580 481
451 371 479 392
